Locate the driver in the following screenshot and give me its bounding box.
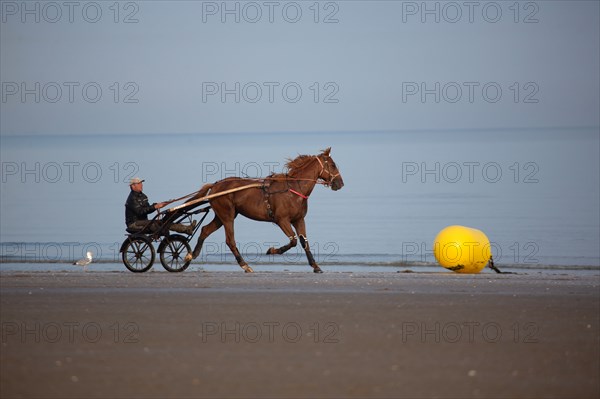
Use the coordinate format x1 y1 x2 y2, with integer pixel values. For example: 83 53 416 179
125 177 195 235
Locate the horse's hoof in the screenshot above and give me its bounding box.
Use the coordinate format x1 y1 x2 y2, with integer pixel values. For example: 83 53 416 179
184 253 193 262
242 265 254 273
266 247 277 255
313 267 323 274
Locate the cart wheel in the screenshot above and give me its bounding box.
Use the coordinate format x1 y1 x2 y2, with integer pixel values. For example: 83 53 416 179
121 235 155 273
158 235 192 272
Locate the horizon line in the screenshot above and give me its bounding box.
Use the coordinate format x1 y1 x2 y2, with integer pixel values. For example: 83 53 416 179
1 125 598 139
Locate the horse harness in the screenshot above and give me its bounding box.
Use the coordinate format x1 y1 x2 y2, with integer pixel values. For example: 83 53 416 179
261 181 276 221
260 176 305 222
260 155 338 222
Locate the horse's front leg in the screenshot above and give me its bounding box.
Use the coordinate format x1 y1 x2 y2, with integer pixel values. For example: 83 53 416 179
293 219 322 273
266 220 298 255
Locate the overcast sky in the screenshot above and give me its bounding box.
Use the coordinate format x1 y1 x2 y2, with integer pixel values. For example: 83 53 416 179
1 1 599 135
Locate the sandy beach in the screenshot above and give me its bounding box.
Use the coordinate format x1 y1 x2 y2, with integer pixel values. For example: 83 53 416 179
1 270 598 399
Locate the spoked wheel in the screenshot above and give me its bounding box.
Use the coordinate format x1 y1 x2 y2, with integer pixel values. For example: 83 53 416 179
121 235 156 273
158 235 192 272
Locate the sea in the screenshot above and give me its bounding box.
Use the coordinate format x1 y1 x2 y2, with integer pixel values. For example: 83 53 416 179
1 129 599 274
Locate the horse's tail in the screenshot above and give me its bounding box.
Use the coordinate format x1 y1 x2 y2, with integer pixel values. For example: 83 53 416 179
187 183 213 202
196 183 213 199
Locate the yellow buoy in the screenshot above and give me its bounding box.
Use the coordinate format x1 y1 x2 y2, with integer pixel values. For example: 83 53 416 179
433 225 491 273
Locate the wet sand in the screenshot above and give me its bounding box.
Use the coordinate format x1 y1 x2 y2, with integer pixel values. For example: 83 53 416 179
1 270 599 398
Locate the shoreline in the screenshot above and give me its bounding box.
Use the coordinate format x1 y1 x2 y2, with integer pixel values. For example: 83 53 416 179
1 260 599 276
1 271 599 398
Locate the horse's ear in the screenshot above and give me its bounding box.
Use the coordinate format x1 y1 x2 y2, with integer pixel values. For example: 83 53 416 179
322 147 331 156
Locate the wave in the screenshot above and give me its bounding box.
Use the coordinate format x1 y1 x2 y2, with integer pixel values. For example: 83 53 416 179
2 255 598 271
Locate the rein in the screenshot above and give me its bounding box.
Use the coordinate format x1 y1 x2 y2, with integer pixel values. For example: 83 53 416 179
164 155 335 206
162 189 204 206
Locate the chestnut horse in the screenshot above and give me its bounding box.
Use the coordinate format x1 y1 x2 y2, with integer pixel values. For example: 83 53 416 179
184 148 344 273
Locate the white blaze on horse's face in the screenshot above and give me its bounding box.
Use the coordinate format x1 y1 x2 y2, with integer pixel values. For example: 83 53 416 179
318 149 344 191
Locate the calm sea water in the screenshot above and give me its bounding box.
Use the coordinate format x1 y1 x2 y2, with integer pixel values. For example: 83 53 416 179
1 129 599 271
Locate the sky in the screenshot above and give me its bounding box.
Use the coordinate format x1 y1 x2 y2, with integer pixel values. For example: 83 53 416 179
1 0 599 136
1 1 599 266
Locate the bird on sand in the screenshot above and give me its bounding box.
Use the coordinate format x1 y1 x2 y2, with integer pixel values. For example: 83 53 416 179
73 251 93 271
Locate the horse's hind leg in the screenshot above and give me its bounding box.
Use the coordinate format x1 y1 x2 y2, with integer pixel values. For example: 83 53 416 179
293 218 322 273
185 215 222 262
266 220 297 255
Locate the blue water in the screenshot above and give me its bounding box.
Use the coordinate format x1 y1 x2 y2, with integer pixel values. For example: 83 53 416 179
1 129 599 271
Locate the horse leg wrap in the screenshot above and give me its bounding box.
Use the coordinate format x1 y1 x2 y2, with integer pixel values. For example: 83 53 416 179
288 235 297 247
299 235 308 249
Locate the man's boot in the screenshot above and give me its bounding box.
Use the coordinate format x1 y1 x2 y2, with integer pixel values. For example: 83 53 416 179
169 220 197 235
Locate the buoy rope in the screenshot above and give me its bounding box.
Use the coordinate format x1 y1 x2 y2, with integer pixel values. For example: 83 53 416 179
488 256 505 274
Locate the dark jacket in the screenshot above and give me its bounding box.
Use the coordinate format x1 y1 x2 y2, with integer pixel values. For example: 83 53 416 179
125 190 156 226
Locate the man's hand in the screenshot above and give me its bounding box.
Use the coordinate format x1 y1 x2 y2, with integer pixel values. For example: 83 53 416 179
154 202 167 210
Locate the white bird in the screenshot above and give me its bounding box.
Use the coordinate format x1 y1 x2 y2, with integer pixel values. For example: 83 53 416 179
73 251 93 271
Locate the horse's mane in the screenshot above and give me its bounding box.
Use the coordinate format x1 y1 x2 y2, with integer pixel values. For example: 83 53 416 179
265 155 313 179
268 148 330 179
285 155 316 176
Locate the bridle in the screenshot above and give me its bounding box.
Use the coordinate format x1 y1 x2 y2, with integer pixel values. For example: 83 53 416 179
315 156 340 187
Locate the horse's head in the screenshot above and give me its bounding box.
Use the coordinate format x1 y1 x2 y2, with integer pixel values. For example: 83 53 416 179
316 147 344 191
